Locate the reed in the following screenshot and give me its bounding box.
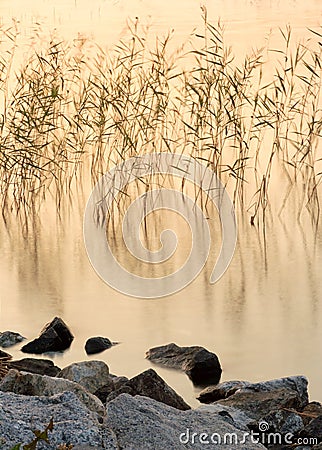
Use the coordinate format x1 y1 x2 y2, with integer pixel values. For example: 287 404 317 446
0 14 321 227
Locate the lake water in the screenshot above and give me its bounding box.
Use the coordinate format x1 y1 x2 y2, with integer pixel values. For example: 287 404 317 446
0 0 321 407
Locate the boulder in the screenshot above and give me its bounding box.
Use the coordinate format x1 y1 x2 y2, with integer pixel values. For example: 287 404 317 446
21 317 74 354
106 369 190 410
106 393 266 449
198 376 308 408
57 360 110 394
0 331 26 348
110 374 129 390
85 337 113 355
146 343 222 385
0 369 105 416
9 358 61 376
0 390 117 449
218 389 305 421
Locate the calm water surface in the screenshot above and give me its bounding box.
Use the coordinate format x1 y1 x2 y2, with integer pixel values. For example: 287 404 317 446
0 0 321 407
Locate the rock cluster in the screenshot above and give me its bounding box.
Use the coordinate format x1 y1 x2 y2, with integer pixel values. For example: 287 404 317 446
0 318 320 449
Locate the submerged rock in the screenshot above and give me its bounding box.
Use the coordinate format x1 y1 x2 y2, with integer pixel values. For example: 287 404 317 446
106 393 266 449
57 360 110 394
106 368 190 411
146 343 222 385
0 369 105 416
85 337 113 355
0 390 117 449
9 358 61 376
21 317 74 354
0 331 26 348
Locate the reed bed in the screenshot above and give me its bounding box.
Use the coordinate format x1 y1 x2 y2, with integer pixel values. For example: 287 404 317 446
0 12 321 227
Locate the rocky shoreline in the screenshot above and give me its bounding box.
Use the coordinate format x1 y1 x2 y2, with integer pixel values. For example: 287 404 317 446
0 318 321 449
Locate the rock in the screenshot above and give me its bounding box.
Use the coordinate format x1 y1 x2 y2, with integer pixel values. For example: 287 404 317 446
85 337 112 355
0 349 12 359
217 388 305 421
0 369 105 416
94 380 116 403
106 369 190 411
198 403 256 430
182 349 222 385
146 343 222 385
94 375 130 403
198 376 308 408
21 317 74 354
298 415 322 442
0 331 26 348
72 447 103 450
257 408 304 435
243 376 309 406
9 358 61 376
57 360 110 394
106 393 266 449
301 402 322 425
0 390 117 449
110 375 129 390
198 380 250 403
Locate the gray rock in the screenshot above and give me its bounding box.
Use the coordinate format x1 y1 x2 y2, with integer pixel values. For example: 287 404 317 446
85 337 112 355
106 393 266 449
198 376 308 406
146 343 222 385
21 317 74 354
217 388 305 421
0 390 117 449
57 360 110 393
0 369 105 416
0 331 26 348
106 369 190 410
245 376 308 407
298 415 322 441
198 403 255 430
9 358 61 376
301 402 322 425
110 374 129 390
